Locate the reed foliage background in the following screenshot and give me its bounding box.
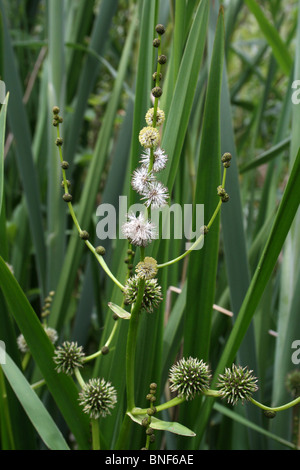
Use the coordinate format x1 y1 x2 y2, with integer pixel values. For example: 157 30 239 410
0 0 299 450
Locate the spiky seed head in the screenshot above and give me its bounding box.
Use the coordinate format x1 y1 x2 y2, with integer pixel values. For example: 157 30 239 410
123 275 163 313
139 126 160 149
53 341 85 375
135 257 158 280
217 364 258 405
169 357 211 400
78 377 117 419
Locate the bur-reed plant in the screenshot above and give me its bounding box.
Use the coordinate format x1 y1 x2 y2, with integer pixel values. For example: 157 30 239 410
0 0 300 451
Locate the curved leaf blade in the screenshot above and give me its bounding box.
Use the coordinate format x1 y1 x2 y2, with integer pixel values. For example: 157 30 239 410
1 353 70 450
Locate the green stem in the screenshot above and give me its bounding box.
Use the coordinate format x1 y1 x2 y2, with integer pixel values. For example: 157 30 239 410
31 379 46 390
250 396 300 412
91 418 101 450
55 125 124 291
84 320 119 363
157 169 227 269
131 388 222 415
74 367 86 389
126 279 146 411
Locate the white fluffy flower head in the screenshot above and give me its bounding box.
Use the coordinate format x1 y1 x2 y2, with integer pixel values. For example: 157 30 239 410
122 213 156 247
140 147 168 173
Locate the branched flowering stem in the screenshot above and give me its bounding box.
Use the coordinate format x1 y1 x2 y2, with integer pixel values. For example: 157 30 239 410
55 124 124 291
131 389 221 415
250 396 300 412
157 167 228 268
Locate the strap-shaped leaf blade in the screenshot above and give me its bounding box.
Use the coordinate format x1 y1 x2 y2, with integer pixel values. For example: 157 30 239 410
1 352 70 450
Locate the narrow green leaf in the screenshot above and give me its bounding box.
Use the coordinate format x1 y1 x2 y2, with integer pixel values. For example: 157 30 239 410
1 353 70 450
197 145 300 441
0 2 46 297
244 0 292 75
0 92 8 214
239 137 290 174
0 257 91 449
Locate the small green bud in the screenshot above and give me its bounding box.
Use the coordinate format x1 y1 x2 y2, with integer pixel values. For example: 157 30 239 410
150 382 157 390
147 407 156 416
52 106 60 115
217 185 226 197
95 246 106 256
61 161 69 170
80 230 90 241
152 86 163 98
200 225 209 235
153 38 160 48
52 119 58 127
58 116 63 123
146 393 152 401
101 346 109 356
158 54 167 65
150 395 156 403
155 24 166 35
263 410 276 419
221 192 230 203
63 193 72 202
149 434 156 443
61 180 71 188
221 152 232 167
146 427 154 435
142 417 149 427
55 137 63 146
153 72 162 82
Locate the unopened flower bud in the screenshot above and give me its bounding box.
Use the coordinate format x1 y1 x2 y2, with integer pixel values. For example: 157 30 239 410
79 230 89 240
158 54 167 65
53 106 60 115
101 346 109 355
55 137 63 146
95 246 106 256
153 38 160 48
152 86 163 98
61 161 69 169
63 193 72 202
155 24 165 35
